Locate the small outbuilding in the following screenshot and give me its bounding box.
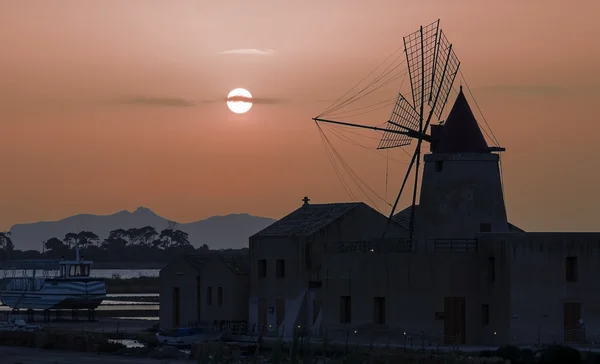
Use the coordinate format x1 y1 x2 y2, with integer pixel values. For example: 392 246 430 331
159 253 249 330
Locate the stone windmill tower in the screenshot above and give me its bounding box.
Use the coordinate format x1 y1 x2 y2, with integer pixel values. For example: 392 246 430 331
314 20 508 242
417 86 508 240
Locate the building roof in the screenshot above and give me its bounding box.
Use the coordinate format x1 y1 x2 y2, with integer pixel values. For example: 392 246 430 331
183 253 249 276
393 205 524 232
252 202 363 237
434 87 490 154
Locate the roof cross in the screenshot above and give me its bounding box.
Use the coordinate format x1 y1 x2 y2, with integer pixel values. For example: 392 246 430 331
302 196 310 206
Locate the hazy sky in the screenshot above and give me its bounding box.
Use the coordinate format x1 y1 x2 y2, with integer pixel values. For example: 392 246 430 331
1 0 599 232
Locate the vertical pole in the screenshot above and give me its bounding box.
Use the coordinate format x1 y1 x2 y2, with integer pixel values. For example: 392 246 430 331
408 26 426 241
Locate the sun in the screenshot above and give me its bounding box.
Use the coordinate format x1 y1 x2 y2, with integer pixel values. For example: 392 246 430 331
227 88 253 114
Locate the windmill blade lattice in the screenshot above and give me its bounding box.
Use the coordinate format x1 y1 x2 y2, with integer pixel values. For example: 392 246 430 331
404 20 440 116
430 31 460 120
377 94 420 149
376 21 460 151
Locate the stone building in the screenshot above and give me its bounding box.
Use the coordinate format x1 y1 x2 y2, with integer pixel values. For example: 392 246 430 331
313 88 600 346
248 199 406 337
159 253 249 330
159 87 600 347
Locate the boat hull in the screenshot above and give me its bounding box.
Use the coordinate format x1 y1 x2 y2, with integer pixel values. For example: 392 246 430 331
0 278 106 310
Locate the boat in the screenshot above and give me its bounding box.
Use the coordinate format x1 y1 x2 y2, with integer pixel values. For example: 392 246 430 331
156 327 224 347
0 247 106 310
0 318 41 332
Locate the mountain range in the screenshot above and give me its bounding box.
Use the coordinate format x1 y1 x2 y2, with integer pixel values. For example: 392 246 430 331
8 207 276 251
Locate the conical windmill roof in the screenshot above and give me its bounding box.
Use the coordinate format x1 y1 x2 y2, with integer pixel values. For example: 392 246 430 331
434 87 489 153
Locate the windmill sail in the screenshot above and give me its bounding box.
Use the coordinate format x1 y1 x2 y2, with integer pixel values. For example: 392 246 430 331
429 31 460 120
404 20 440 116
377 94 420 149
377 21 460 150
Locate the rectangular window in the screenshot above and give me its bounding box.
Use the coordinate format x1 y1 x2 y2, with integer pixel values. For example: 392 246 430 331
340 296 351 324
218 287 223 306
566 257 578 282
206 286 212 305
258 259 267 278
435 161 443 172
373 297 386 325
487 257 495 283
480 223 492 232
276 259 285 278
481 304 490 325
306 243 313 269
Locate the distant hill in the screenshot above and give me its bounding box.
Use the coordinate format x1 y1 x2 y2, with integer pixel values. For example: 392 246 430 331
9 207 276 251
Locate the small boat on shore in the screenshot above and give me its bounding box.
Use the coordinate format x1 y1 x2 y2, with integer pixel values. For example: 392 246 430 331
0 318 41 332
156 327 224 348
0 247 106 311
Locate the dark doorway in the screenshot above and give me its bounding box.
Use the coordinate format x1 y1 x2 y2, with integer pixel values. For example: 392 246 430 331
373 297 386 324
173 287 180 328
564 302 582 342
444 297 466 344
258 299 267 330
276 299 286 327
196 277 201 321
313 299 322 324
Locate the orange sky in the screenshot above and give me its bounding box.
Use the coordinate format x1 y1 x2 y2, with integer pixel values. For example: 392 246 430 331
1 0 600 232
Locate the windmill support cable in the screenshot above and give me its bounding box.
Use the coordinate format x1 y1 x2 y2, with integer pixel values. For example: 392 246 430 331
321 124 408 165
324 68 409 117
326 100 398 120
313 117 430 142
327 56 406 115
322 129 392 208
319 50 406 118
407 25 427 241
385 150 390 215
325 98 396 118
319 129 355 200
381 148 418 239
458 69 500 147
315 122 356 200
318 124 391 210
324 55 407 115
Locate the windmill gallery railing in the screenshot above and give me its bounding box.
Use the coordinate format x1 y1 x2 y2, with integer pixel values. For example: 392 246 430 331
323 239 478 254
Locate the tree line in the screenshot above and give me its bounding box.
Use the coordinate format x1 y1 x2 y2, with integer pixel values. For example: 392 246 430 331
0 222 227 263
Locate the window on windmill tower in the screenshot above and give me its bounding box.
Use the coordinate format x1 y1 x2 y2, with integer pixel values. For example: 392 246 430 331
435 161 443 172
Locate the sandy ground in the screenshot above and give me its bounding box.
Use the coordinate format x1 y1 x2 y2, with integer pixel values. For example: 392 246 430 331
0 346 191 364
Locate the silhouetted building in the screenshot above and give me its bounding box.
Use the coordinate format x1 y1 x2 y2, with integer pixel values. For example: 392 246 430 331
248 201 407 337
313 89 600 346
161 88 600 348
159 253 249 330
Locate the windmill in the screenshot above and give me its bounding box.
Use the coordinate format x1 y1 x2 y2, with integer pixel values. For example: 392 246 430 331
313 20 462 241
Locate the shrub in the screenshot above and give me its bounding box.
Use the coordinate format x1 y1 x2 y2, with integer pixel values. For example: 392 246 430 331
495 345 521 362
541 344 580 364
